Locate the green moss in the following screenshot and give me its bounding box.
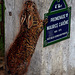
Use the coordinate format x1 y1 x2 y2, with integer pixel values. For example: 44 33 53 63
0 0 5 57
0 37 4 57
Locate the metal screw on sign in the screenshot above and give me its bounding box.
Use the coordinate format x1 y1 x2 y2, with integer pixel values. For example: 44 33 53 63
57 0 60 2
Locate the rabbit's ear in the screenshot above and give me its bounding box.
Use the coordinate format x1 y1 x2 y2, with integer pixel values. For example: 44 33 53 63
20 11 26 25
28 15 33 29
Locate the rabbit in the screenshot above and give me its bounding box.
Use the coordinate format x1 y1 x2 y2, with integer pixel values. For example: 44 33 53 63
7 0 48 75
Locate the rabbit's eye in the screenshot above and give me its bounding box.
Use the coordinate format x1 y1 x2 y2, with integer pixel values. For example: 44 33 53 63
32 5 35 8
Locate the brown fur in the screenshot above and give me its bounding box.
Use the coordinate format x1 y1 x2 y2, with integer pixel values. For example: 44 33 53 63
7 1 48 75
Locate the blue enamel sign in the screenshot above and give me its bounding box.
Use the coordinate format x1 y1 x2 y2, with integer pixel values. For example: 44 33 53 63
44 0 71 47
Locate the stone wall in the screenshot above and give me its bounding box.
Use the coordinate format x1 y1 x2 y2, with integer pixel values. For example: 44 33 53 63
5 0 75 75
